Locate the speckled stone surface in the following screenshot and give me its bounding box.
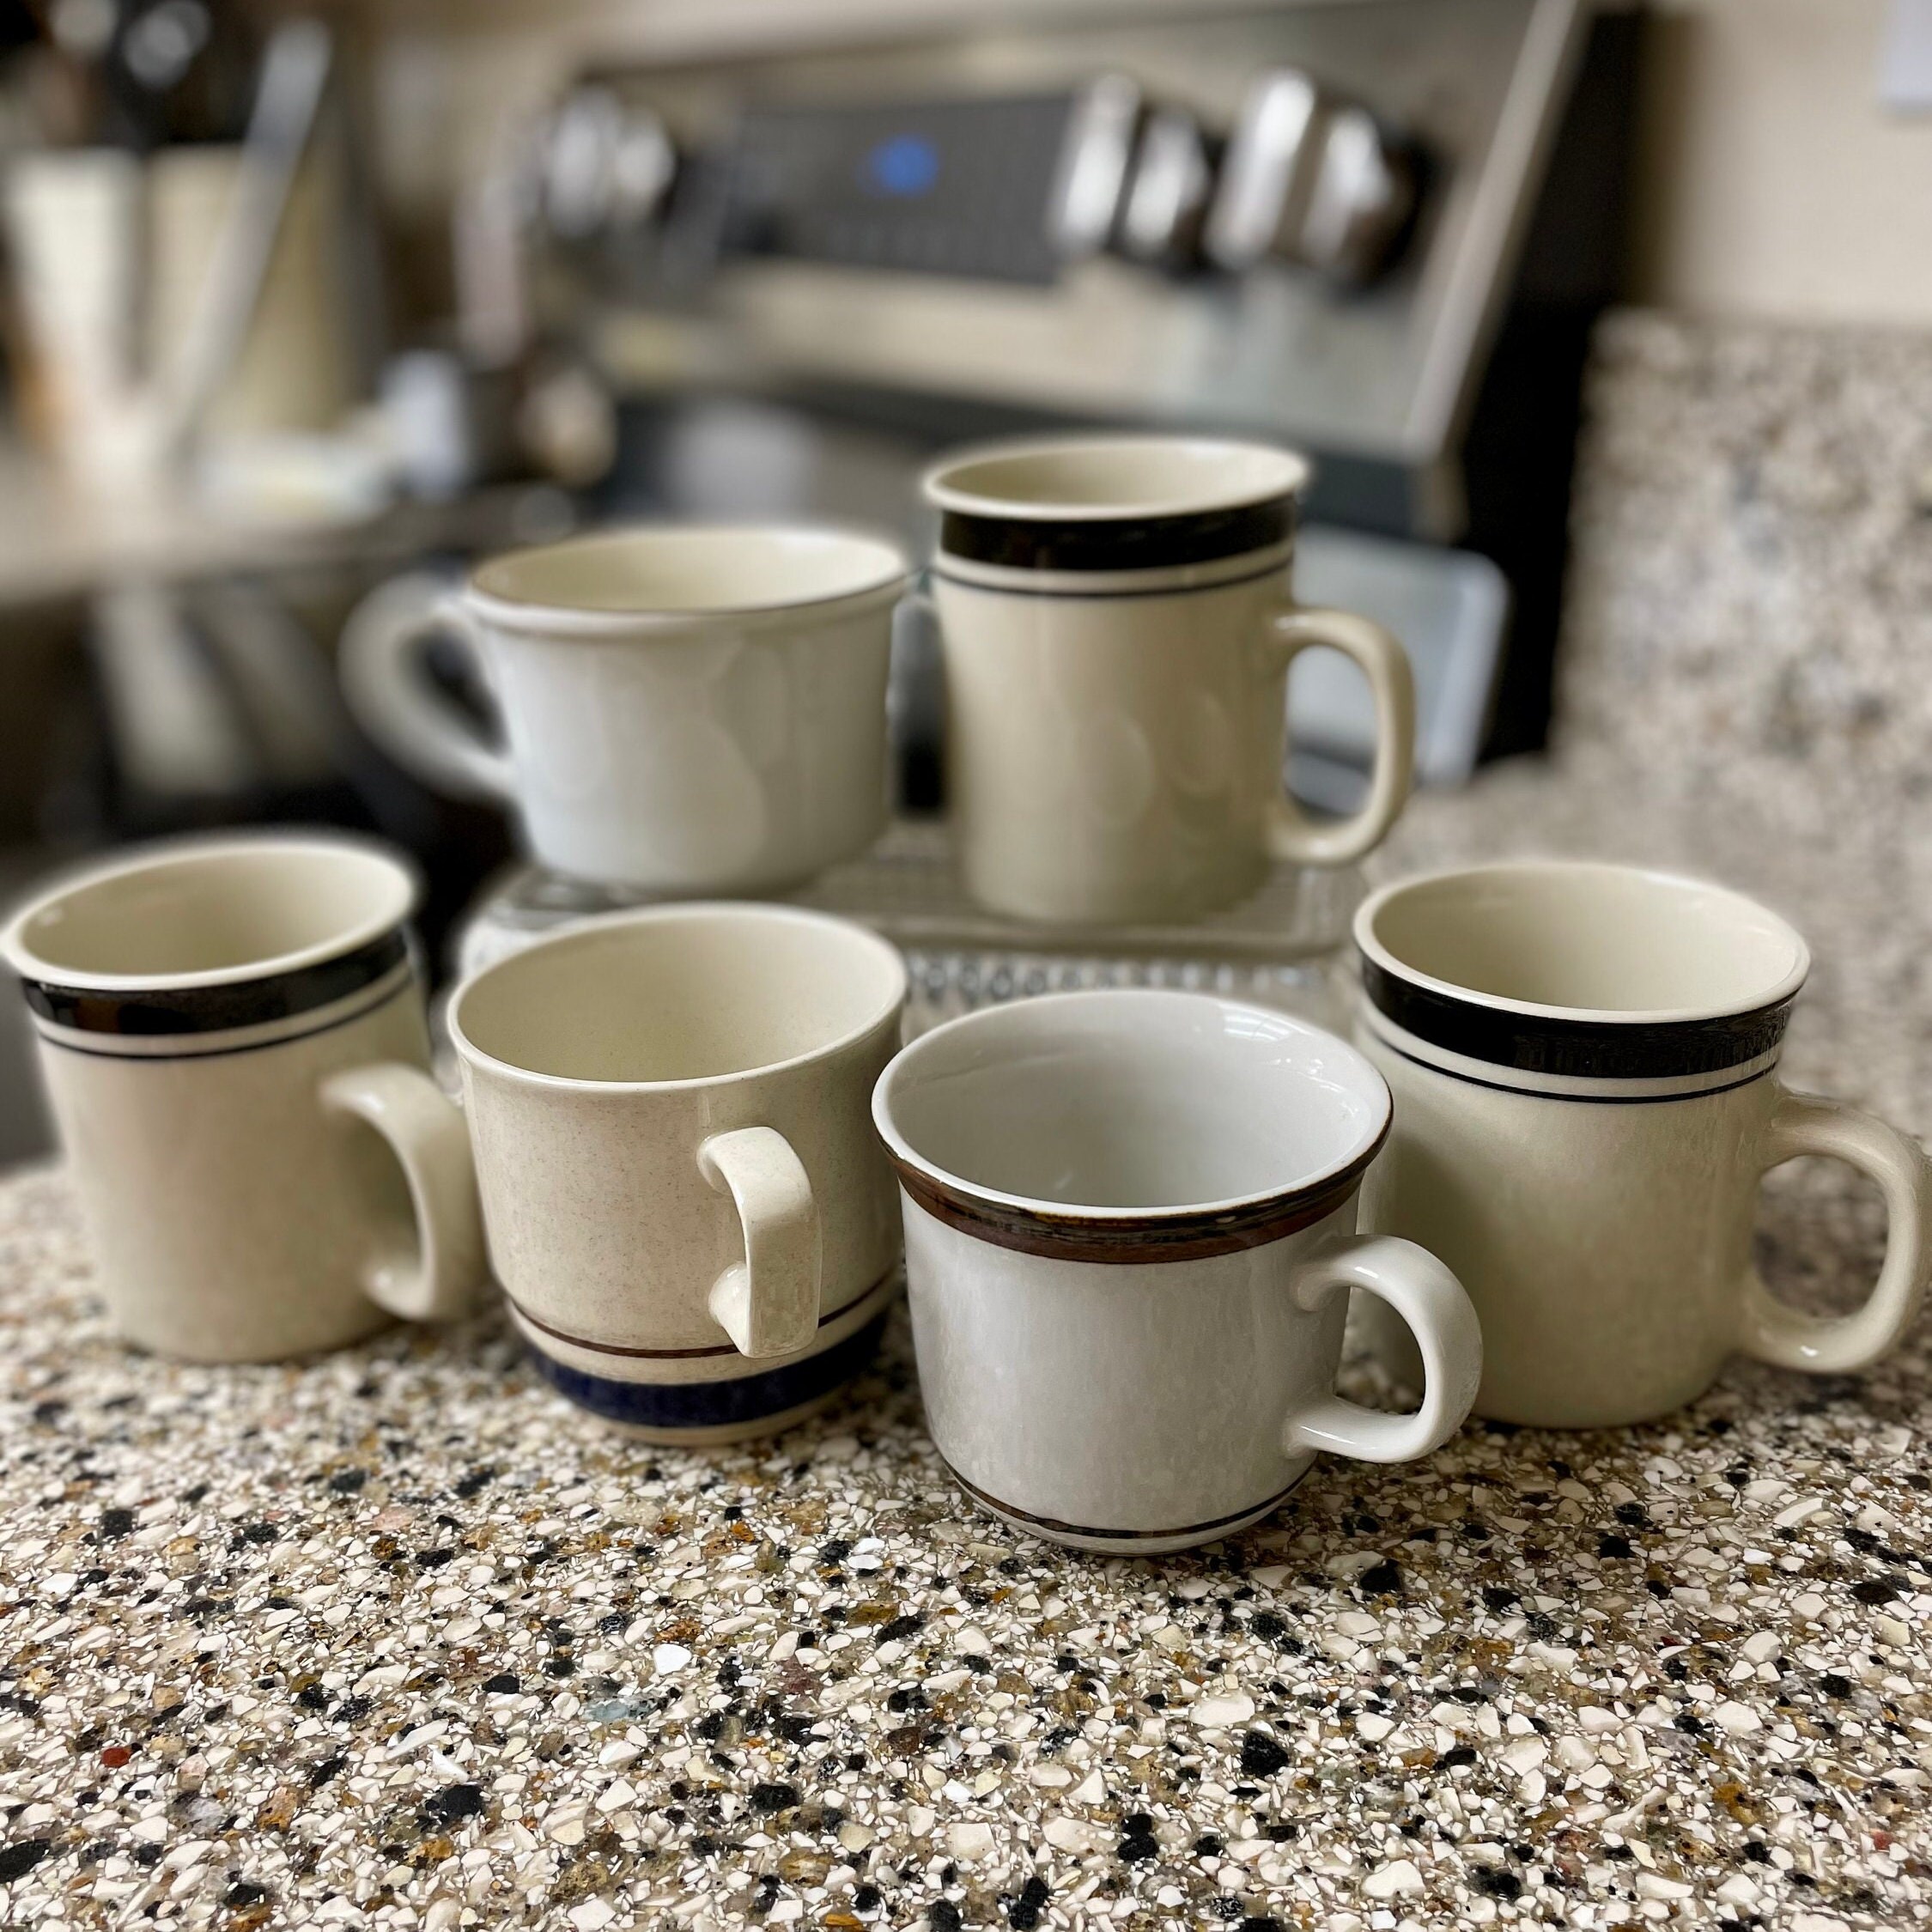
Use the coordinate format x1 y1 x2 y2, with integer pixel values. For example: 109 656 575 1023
3 312 1932 1931
1556 311 1932 858
3 750 1930 1932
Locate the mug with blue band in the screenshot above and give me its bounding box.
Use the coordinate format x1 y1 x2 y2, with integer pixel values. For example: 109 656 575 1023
445 901 908 1443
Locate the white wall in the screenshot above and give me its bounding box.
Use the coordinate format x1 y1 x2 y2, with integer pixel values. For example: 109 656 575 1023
1628 0 1932 325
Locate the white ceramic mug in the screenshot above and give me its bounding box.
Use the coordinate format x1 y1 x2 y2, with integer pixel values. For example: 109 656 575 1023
447 902 908 1442
872 989 1480 1553
0 835 486 1362
1353 861 1932 1428
341 523 913 893
923 436 1416 926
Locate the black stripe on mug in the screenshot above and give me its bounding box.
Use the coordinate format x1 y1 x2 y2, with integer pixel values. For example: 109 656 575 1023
1358 957 1796 1080
21 927 413 1038
939 495 1294 574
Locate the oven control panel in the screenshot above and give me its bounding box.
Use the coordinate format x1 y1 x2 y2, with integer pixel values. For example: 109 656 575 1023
537 0 1590 517
725 93 1086 284
545 64 1416 289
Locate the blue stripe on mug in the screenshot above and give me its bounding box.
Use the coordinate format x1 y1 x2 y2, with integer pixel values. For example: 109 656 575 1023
525 1314 888 1431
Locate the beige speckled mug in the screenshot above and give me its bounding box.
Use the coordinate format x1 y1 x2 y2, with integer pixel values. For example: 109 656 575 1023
447 903 907 1441
924 435 1416 926
1353 861 1932 1427
1 835 486 1362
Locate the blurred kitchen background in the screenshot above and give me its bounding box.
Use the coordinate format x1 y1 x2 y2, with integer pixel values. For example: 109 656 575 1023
2 0 1929 1161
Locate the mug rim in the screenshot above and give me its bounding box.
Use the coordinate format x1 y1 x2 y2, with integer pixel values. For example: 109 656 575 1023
1354 860 1812 1091
1353 860 1812 1028
0 831 419 996
925 435 1305 582
447 902 908 1094
465 521 913 638
921 434 1310 522
872 988 1390 1261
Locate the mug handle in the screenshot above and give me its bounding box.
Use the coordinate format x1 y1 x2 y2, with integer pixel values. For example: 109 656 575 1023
699 1127 822 1359
1281 1234 1482 1463
338 571 517 801
319 1063 488 1321
888 576 941 783
1262 607 1417 868
1736 1087 1932 1373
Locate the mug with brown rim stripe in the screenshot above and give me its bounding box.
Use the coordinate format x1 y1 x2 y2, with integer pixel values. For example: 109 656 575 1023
447 902 907 1442
872 989 1483 1553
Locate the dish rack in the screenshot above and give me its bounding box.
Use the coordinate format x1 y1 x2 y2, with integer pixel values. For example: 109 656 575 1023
451 818 1362 1038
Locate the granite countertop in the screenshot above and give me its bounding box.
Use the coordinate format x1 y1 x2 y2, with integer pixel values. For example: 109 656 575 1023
1 756 1928 1932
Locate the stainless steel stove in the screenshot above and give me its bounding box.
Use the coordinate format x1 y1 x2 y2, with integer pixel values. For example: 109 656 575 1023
532 0 1639 793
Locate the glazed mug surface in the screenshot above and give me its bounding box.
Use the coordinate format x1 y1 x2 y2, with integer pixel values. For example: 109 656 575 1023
1 835 485 1362
341 523 912 894
1352 861 1932 1427
447 902 907 1441
923 436 1416 926
872 989 1481 1553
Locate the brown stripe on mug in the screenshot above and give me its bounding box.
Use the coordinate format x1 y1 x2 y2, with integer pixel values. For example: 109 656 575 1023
884 1117 1388 1265
503 1267 900 1359
945 1458 1310 1543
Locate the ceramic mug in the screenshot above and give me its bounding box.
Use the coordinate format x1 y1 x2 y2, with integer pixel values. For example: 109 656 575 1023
341 523 913 893
923 436 1416 925
447 902 907 1441
0 835 486 1362
872 989 1481 1553
1352 861 1932 1428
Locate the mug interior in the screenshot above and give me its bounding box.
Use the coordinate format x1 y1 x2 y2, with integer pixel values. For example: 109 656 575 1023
876 990 1386 1213
1360 864 1809 1018
922 436 1308 522
452 906 906 1084
470 524 908 617
1 839 414 989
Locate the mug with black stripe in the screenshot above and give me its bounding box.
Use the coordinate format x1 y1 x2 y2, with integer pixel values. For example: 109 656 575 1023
873 988 1483 1554
445 902 907 1442
1352 861 1932 1428
922 435 1417 927
0 835 487 1361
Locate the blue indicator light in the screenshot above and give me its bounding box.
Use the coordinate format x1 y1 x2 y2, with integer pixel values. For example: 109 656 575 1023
863 133 940 199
